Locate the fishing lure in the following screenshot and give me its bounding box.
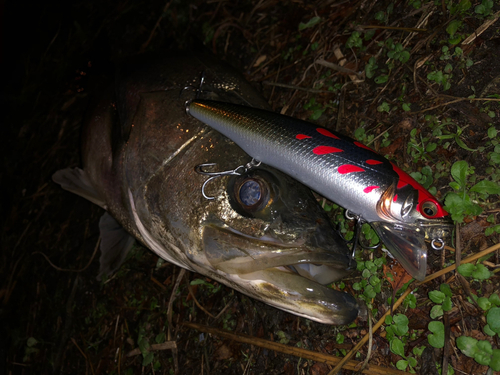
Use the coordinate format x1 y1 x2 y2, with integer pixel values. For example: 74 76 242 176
186 100 454 280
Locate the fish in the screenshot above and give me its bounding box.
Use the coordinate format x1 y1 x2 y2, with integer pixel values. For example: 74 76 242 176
186 100 454 280
52 53 360 325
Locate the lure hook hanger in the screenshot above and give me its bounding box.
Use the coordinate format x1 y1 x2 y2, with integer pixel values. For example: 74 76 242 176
195 159 261 200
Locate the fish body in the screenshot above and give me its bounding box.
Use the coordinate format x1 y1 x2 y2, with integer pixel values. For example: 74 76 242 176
187 100 454 280
53 54 359 324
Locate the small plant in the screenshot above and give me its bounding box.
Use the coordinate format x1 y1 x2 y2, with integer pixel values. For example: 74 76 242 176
475 0 494 16
365 57 378 78
346 31 363 49
191 278 222 294
386 39 410 64
385 314 423 371
407 128 437 163
428 283 453 319
353 253 384 304
456 336 500 371
457 262 492 280
443 160 500 222
298 16 321 31
427 70 452 90
427 321 445 348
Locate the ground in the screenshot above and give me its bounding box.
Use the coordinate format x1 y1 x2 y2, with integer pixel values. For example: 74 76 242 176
2 1 500 374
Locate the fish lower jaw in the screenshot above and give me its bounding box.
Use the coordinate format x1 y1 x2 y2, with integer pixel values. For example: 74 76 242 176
233 268 359 325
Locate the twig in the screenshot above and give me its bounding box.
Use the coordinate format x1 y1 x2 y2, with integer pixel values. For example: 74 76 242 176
315 58 361 77
126 341 177 357
141 0 172 52
71 337 95 375
167 268 186 337
357 25 428 32
357 309 374 373
328 288 413 375
182 321 410 375
32 236 100 273
186 280 215 319
417 242 500 285
262 81 335 94
462 10 500 45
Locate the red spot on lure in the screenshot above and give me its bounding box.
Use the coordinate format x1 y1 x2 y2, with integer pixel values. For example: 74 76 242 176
296 134 312 140
354 141 374 151
338 164 365 174
313 146 343 155
366 159 383 165
363 186 380 193
316 128 340 139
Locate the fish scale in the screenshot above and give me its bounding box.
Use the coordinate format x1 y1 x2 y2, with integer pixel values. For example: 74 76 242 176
187 99 454 281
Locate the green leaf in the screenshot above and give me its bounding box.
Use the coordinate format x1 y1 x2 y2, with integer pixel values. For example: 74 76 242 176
490 349 500 371
413 346 425 356
442 296 453 312
429 290 445 303
428 321 444 348
478 297 492 311
440 283 453 297
457 336 478 357
390 337 406 357
27 337 38 347
475 340 492 365
408 356 417 367
298 16 321 31
488 126 497 138
396 359 408 370
484 324 496 336
457 263 474 277
472 264 491 280
430 305 444 319
489 293 500 306
470 180 500 194
446 20 462 36
490 152 500 164
142 351 154 367
487 307 500 334
455 137 477 151
451 161 468 188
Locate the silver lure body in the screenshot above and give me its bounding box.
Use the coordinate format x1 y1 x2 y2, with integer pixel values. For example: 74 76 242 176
52 54 359 324
187 100 454 280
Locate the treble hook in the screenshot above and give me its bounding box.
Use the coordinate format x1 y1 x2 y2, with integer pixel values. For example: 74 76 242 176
337 210 378 266
194 159 261 200
181 71 206 106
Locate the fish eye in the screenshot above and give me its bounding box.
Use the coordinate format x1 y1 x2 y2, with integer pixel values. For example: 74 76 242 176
422 201 438 217
236 178 269 210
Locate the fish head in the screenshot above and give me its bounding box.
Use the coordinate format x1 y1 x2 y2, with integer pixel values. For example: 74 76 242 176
197 164 359 324
373 164 453 281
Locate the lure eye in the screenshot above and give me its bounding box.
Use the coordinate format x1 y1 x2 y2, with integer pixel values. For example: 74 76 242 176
422 200 438 217
237 178 269 210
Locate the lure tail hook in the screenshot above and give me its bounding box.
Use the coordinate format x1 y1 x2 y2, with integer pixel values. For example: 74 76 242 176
194 159 261 200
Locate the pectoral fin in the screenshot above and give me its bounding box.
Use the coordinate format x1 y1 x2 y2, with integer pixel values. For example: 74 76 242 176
97 212 135 280
52 168 106 209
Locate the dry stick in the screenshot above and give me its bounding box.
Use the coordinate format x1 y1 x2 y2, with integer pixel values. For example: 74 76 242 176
181 321 410 375
328 287 413 375
186 280 215 319
461 10 500 45
32 236 101 273
330 242 500 374
126 342 177 357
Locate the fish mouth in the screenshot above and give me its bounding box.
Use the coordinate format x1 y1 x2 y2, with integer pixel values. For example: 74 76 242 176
202 225 359 325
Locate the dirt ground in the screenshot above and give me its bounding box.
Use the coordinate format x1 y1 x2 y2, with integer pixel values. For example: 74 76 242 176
2 1 500 374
